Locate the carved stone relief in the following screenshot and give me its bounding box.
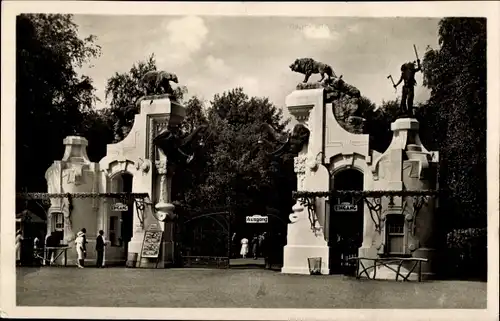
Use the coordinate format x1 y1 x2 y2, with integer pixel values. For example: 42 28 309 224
294 155 307 190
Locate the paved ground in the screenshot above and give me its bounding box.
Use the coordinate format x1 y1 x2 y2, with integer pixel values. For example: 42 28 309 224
230 258 266 267
16 267 486 308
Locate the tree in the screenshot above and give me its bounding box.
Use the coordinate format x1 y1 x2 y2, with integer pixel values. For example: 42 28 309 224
104 54 187 142
421 18 486 228
16 14 101 192
176 88 293 227
171 97 210 211
179 96 208 134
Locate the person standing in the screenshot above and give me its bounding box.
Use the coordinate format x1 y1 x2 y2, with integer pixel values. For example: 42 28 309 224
15 230 23 266
258 232 266 257
251 234 259 260
240 237 249 259
75 231 86 268
45 232 55 265
33 235 41 266
95 230 106 268
80 228 88 266
101 231 108 267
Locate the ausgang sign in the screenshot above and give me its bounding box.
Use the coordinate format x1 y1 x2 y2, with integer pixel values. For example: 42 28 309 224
333 202 358 212
246 215 269 224
111 202 128 212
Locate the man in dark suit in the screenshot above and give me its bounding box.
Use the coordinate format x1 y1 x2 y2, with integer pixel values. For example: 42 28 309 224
95 230 106 268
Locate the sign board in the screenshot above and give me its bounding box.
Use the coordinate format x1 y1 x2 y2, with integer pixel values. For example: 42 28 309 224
333 202 358 212
141 230 163 258
246 215 269 224
111 202 128 212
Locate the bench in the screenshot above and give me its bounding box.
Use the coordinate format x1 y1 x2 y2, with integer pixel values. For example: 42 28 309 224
348 256 428 282
181 256 230 268
34 247 70 267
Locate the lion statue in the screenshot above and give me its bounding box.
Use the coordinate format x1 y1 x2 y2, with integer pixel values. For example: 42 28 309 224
140 70 179 96
289 58 337 83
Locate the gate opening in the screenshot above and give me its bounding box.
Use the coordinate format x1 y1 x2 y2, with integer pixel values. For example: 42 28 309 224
110 173 134 264
329 169 364 274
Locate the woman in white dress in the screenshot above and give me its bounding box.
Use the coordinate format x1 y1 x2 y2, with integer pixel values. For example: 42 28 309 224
240 237 249 258
15 230 23 266
75 231 85 268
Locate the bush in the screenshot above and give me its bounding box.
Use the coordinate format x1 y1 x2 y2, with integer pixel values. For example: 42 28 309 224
442 228 487 280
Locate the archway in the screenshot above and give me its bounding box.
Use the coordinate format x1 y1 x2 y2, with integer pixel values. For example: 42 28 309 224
329 168 364 274
109 172 134 264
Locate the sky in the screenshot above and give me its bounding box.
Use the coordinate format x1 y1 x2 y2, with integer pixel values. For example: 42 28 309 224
73 15 441 115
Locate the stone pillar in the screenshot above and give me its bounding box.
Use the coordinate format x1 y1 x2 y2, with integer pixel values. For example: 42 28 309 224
368 118 439 280
153 159 177 267
281 89 330 275
131 97 185 268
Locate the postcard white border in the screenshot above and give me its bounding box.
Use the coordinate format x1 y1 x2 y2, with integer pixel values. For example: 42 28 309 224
2 1 499 320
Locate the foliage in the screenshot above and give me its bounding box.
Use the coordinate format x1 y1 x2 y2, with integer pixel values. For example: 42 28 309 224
16 14 101 192
293 190 440 199
104 54 188 142
174 88 294 228
364 100 399 152
443 228 487 279
333 95 375 135
179 96 208 134
421 18 486 228
78 108 116 161
171 97 210 212
104 54 157 142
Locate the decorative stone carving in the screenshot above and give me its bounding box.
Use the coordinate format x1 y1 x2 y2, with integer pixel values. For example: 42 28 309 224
155 159 168 175
289 202 303 223
62 198 74 242
66 164 86 185
294 155 307 190
136 158 151 173
306 151 322 172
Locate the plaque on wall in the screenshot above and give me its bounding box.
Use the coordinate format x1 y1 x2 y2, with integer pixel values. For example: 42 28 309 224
333 202 358 212
246 215 269 223
111 202 128 212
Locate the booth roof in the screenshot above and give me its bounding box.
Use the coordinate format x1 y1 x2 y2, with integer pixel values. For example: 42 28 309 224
16 209 45 224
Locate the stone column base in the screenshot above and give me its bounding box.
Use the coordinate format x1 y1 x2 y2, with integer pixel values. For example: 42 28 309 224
135 240 175 268
281 245 330 275
125 239 143 267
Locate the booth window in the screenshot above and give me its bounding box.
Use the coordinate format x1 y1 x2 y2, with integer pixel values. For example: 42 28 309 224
109 216 118 246
54 213 64 231
386 215 405 255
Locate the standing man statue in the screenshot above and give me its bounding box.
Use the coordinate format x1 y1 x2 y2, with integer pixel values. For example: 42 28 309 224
393 56 422 117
